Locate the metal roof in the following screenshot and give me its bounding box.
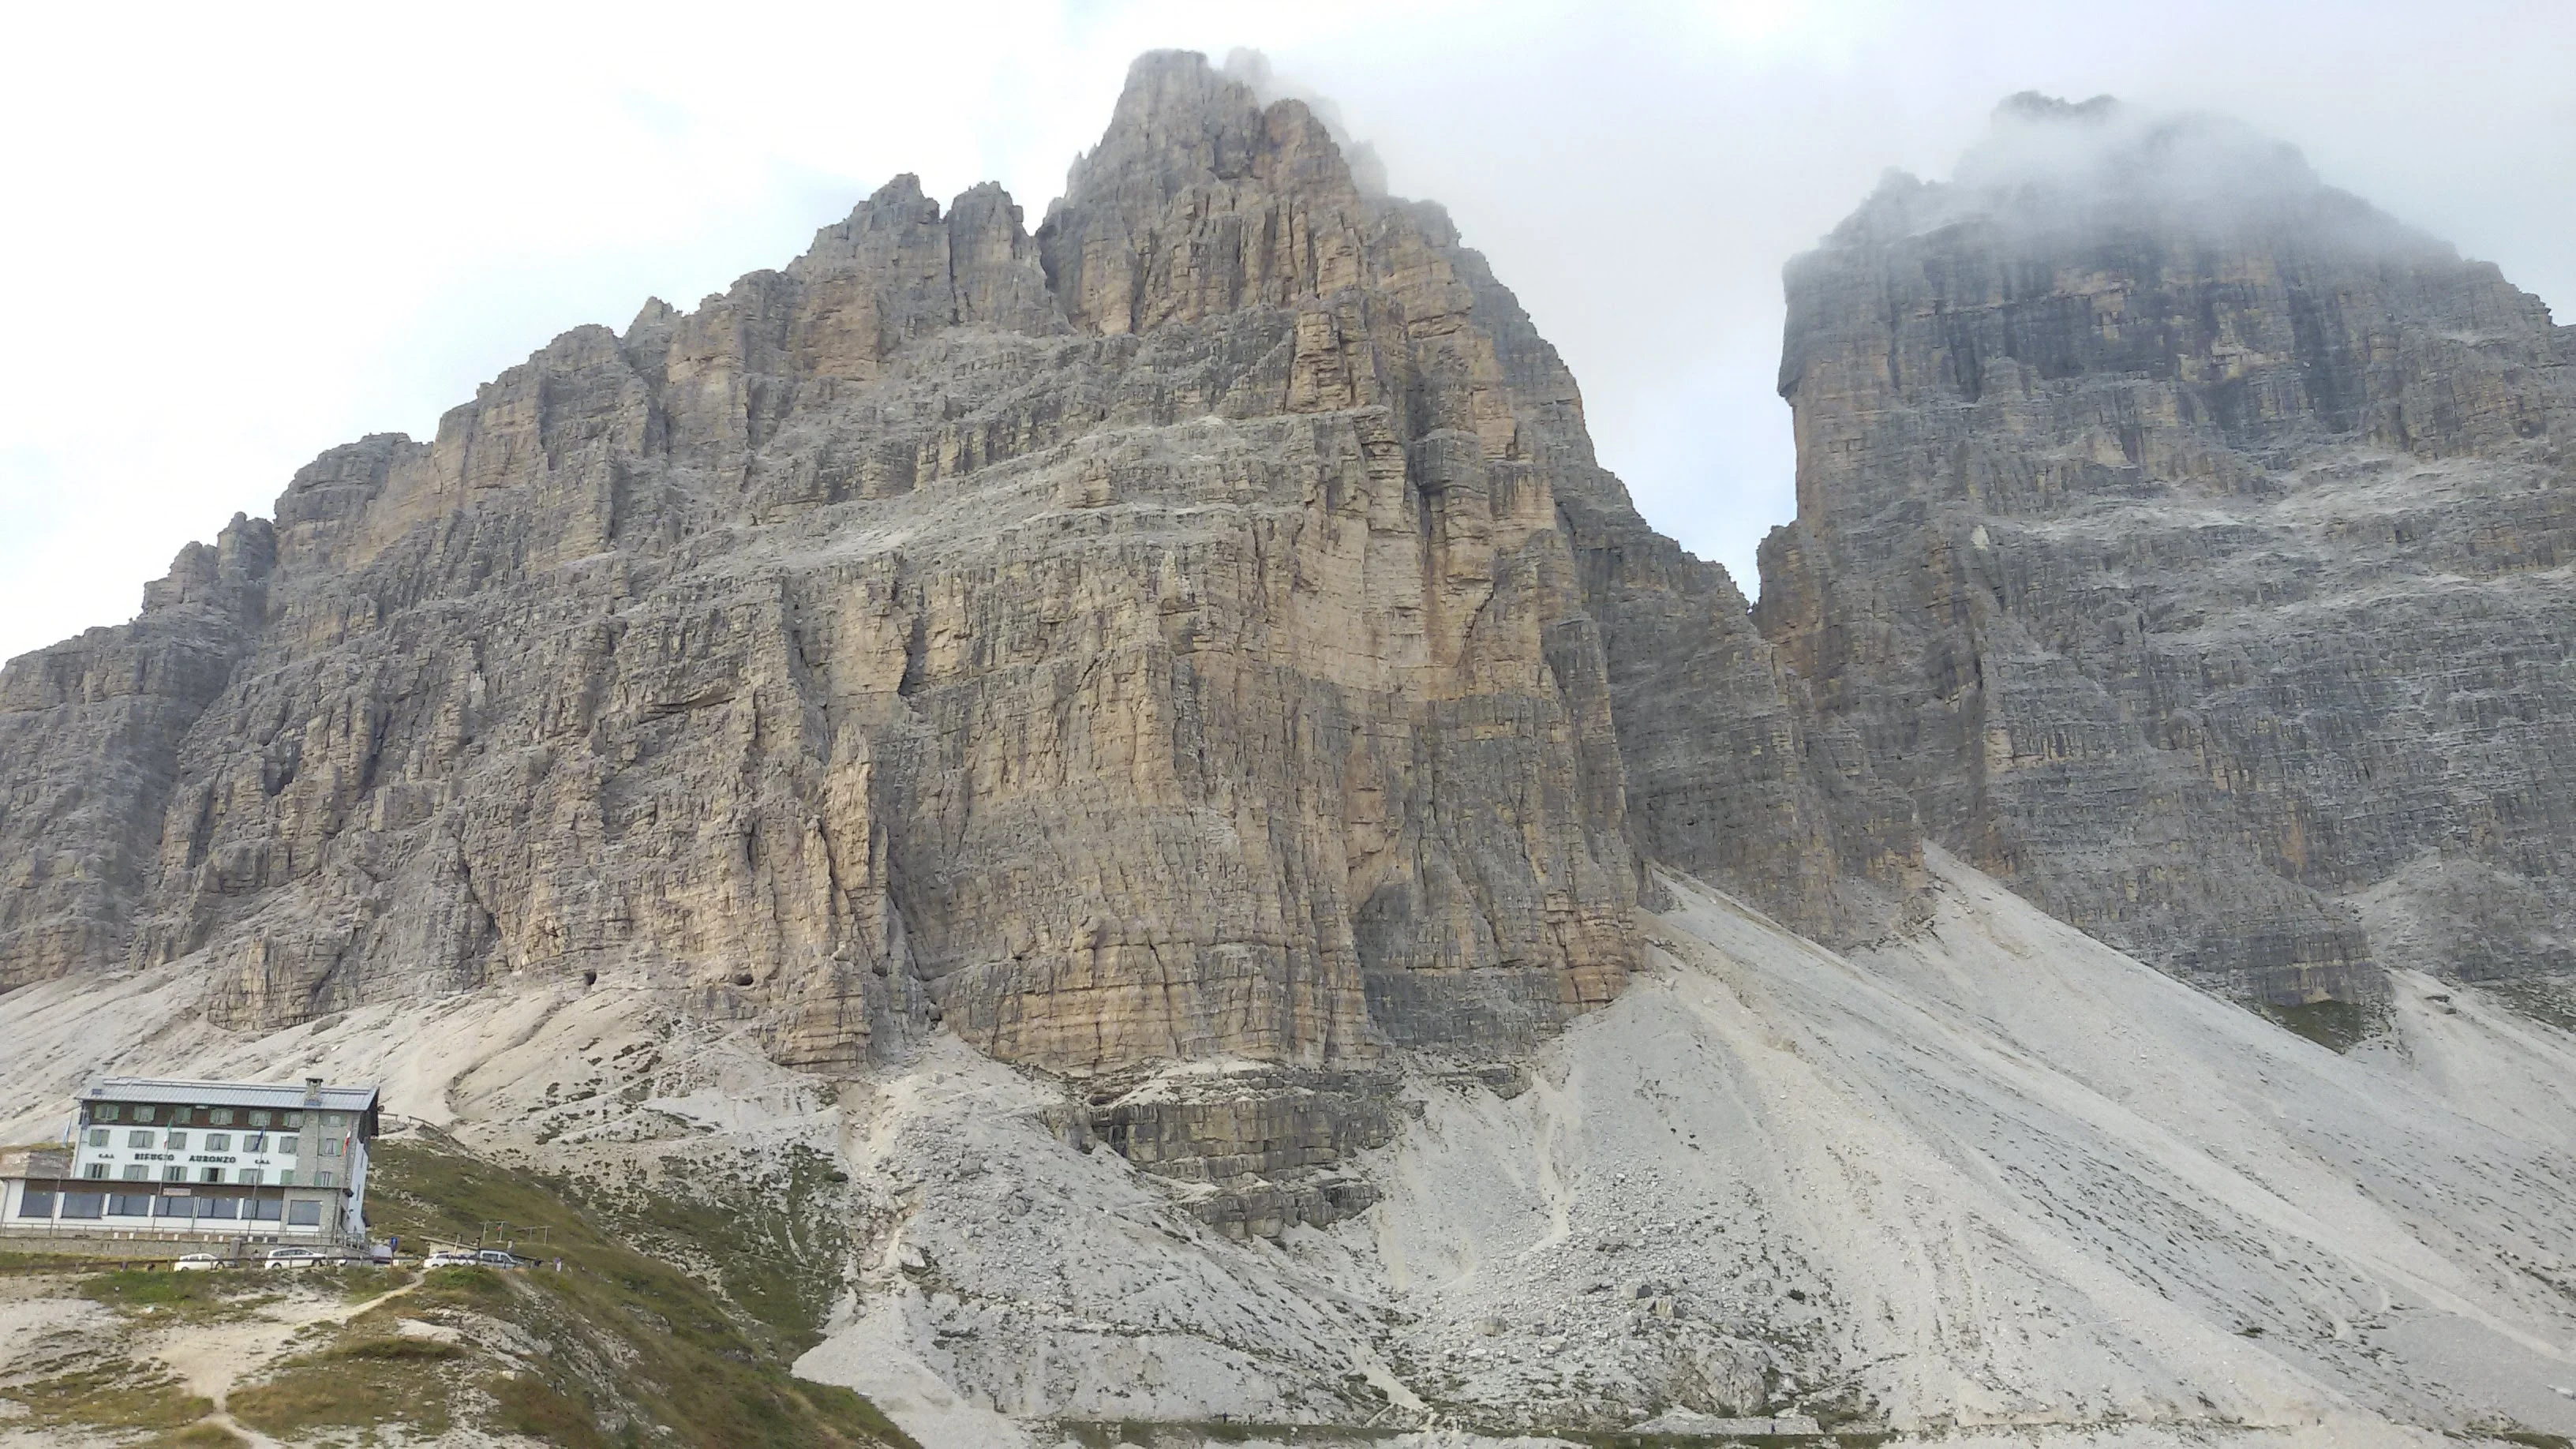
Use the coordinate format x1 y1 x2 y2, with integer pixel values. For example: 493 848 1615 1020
84 1077 380 1114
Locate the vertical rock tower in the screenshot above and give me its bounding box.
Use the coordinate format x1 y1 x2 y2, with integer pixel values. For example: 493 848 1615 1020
1761 94 2576 999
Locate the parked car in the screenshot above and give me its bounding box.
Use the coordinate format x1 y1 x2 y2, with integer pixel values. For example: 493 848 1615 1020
172 1254 225 1272
264 1247 331 1270
474 1249 527 1269
422 1249 478 1268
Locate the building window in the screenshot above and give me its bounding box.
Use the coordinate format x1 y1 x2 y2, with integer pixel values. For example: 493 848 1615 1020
239 1168 262 1185
162 1166 186 1182
87 1129 107 1147
95 1103 120 1122
316 1171 335 1189
248 1198 282 1222
127 1130 152 1148
84 1164 107 1180
206 1133 230 1151
320 1138 342 1158
200 1196 238 1220
287 1201 323 1227
107 1193 151 1217
210 1108 234 1125
121 1165 146 1181
167 1131 188 1151
248 1110 271 1128
15 1191 52 1219
155 1196 194 1219
276 1170 294 1187
244 1133 266 1152
200 1167 223 1184
60 1193 105 1220
134 1106 155 1123
321 1113 344 1128
282 1112 302 1129
278 1137 301 1158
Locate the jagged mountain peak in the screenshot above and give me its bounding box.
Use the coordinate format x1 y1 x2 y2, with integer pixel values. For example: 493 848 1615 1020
1062 49 1348 200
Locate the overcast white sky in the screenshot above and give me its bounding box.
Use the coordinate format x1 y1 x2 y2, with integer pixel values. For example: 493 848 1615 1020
4 0 2570 665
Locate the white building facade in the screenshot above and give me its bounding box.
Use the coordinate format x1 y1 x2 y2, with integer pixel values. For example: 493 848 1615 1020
7 1077 379 1243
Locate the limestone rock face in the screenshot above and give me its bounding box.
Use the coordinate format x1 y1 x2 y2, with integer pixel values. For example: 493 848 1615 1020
1760 94 2576 998
4 52 1868 1073
0 515 275 989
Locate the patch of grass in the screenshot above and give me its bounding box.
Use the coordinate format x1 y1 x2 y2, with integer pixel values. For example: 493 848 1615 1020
317 1333 466 1361
2478 1430 2574 1449
316 1263 413 1301
227 1354 455 1440
625 1144 856 1353
1545 1423 1875 1433
77 1267 274 1320
79 1267 225 1306
365 1140 917 1448
0 1359 211 1432
0 1249 92 1271
489 1370 613 1448
414 1262 513 1304
1059 1423 1407 1447
2260 998 2388 1053
144 1423 249 1447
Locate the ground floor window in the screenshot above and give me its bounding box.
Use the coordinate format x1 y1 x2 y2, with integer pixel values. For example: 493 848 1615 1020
59 1193 105 1220
247 1199 282 1222
107 1193 152 1217
14 1191 52 1219
200 1197 238 1220
155 1196 193 1219
287 1201 323 1226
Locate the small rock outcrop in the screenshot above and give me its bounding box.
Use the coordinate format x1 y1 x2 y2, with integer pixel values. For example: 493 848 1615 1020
1759 93 2576 999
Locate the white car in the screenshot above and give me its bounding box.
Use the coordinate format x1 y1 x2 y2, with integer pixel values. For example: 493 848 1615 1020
264 1247 331 1270
422 1249 478 1268
172 1253 225 1272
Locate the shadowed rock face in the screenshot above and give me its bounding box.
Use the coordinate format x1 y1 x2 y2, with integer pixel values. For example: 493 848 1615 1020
0 52 1884 1073
1760 93 2576 1000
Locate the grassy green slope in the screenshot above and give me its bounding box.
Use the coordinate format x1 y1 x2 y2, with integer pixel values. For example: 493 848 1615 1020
344 1138 919 1449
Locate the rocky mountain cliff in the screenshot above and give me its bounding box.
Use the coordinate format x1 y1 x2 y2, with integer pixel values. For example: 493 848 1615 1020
1759 93 2576 1004
8 55 2576 1449
0 53 1894 1081
9 64 2574 1085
